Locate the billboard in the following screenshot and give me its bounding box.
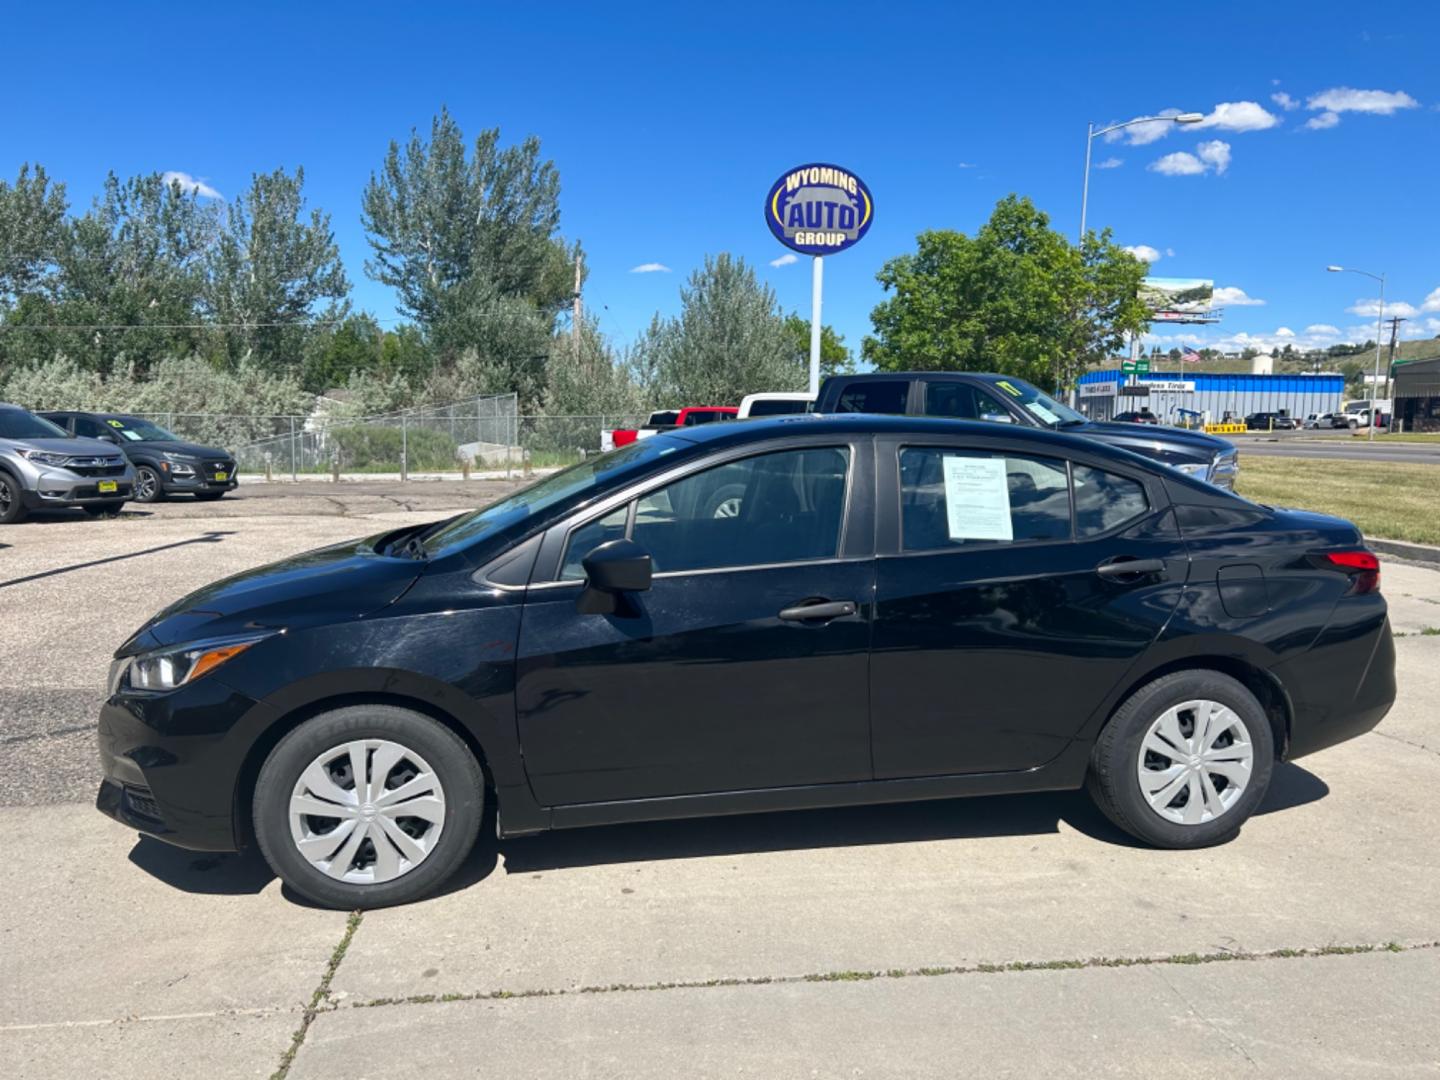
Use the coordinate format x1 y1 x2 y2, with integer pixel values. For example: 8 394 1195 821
764 164 874 256
1140 277 1214 316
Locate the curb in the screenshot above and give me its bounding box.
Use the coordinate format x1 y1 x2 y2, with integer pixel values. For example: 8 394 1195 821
1369 538 1440 567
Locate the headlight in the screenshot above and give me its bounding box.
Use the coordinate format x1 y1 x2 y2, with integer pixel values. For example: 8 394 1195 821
163 452 197 476
18 449 72 467
113 633 271 694
1172 462 1209 478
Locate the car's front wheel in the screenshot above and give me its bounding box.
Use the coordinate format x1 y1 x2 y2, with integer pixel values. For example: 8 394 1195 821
253 705 484 909
1087 670 1274 848
133 466 164 503
0 472 26 524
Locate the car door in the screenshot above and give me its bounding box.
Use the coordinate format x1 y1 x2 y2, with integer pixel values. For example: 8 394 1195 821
514 438 876 806
869 435 1188 778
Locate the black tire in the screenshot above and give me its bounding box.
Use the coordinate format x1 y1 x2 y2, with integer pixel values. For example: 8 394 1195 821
1086 670 1274 849
0 471 26 525
133 465 165 503
253 705 484 909
193 491 225 502
83 501 126 518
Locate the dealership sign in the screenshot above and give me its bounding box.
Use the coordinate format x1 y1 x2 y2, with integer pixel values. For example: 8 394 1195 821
1079 382 1117 398
1145 380 1196 394
764 164 874 255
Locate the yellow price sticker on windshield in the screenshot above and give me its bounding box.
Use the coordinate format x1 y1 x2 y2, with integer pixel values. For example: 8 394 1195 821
107 419 124 427
995 380 1023 398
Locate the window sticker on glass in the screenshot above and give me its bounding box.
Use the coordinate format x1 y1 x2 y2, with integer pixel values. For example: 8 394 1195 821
994 380 1023 398
942 456 1013 541
1024 402 1062 425
107 419 124 427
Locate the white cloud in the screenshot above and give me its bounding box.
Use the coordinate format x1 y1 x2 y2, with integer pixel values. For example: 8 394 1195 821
1149 151 1207 176
1123 244 1161 263
1271 92 1300 111
161 171 221 199
1305 111 1341 131
1347 298 1419 318
1420 286 1440 312
1213 285 1265 306
769 253 798 268
1194 101 1280 133
1276 327 1296 337
1105 108 1186 146
1094 157 1123 169
1165 247 1176 257
1197 140 1232 174
1307 87 1420 116
629 263 671 274
957 161 977 169
1305 324 1341 336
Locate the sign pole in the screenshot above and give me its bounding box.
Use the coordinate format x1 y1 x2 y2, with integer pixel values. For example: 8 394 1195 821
809 255 824 396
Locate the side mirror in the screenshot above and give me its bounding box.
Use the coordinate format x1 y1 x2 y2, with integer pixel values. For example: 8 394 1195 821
578 538 652 615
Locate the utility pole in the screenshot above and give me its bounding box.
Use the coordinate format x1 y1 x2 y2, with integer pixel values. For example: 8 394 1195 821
572 250 584 370
1383 315 1406 398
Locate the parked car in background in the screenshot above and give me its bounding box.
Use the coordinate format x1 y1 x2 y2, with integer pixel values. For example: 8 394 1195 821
40 412 237 503
1303 413 1346 430
1244 412 1297 431
814 371 1239 489
607 406 738 449
1113 410 1160 425
0 404 134 523
738 392 815 418
95 413 1394 907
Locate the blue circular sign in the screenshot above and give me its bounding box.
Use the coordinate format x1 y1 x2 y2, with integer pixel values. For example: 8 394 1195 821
764 163 873 256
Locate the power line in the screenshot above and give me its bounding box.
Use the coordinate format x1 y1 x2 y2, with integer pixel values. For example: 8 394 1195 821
0 319 365 333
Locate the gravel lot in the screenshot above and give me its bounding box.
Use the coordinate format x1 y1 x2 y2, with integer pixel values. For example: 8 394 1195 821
2 482 1438 1078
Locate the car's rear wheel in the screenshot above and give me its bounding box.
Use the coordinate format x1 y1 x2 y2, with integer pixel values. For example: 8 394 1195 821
133 466 164 503
253 705 484 909
0 472 26 524
83 501 126 518
1086 670 1274 848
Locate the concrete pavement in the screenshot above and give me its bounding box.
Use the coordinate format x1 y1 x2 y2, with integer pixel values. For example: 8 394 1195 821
2 485 1439 1078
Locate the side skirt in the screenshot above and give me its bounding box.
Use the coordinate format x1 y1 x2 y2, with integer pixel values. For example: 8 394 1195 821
502 740 1093 837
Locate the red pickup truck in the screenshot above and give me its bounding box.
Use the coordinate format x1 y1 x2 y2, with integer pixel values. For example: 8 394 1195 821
606 406 738 449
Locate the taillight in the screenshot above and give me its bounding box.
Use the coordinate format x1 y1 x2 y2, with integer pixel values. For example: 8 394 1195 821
1324 550 1380 594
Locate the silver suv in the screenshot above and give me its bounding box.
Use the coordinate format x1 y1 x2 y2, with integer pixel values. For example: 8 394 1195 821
0 404 136 524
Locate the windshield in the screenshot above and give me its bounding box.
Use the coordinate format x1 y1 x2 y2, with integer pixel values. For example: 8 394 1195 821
421 437 683 557
0 410 68 440
985 377 1087 427
105 416 179 442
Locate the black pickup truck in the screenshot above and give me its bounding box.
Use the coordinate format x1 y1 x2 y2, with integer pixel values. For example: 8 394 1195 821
815 372 1239 489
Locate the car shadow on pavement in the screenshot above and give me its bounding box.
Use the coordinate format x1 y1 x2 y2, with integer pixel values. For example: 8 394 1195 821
122 763 1329 902
0 530 235 589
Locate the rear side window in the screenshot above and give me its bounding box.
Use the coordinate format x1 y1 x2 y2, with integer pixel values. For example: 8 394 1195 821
834 381 908 414
748 399 809 417
1073 465 1149 536
899 448 1071 551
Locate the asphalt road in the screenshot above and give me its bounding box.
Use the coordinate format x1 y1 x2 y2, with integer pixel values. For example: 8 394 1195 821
1227 432 1440 464
3 484 1439 1078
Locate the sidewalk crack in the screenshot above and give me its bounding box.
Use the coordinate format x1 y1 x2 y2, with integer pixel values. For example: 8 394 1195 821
270 909 362 1080
1149 964 1258 1068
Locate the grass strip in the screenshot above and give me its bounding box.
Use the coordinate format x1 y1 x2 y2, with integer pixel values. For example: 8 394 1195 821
271 910 363 1080
1235 457 1440 545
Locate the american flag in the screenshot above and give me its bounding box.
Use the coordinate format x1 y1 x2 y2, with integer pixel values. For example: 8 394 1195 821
1181 345 1201 364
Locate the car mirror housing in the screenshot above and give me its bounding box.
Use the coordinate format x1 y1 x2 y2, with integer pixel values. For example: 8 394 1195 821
578 539 652 615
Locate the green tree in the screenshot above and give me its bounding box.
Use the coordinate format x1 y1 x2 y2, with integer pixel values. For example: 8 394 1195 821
205 167 349 372
0 164 68 306
782 313 854 379
864 195 1149 390
543 314 643 418
301 313 383 393
630 254 804 406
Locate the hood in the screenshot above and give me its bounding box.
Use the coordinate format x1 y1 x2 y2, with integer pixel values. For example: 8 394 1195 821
126 439 232 459
11 436 126 458
118 538 425 656
1072 421 1228 464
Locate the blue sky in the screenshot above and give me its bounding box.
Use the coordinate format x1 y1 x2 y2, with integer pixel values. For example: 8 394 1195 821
6 1 1439 361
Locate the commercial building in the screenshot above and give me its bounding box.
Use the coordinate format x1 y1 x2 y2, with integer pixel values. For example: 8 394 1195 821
1076 370 1345 425
1393 356 1440 432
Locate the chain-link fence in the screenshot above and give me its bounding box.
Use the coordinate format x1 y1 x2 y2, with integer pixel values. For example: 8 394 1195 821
110 396 652 480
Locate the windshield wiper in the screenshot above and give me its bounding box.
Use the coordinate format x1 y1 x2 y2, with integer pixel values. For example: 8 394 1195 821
1056 418 1089 427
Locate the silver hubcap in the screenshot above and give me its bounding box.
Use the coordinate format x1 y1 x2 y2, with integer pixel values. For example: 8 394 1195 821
137 470 156 499
288 739 446 884
1136 699 1254 825
713 497 742 518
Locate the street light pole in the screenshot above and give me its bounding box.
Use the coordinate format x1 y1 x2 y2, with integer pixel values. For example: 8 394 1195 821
1327 265 1386 441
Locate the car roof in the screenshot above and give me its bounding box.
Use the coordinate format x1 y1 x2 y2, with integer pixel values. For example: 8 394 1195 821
822 371 991 383
664 411 1157 464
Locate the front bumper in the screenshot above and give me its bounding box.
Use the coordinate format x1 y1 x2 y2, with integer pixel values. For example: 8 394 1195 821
19 462 135 507
160 460 238 494
95 677 268 852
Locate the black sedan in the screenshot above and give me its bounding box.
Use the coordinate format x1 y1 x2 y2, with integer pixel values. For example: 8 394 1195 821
41 411 238 503
96 415 1395 908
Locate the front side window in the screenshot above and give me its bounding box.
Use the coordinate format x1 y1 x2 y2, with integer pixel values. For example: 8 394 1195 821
74 416 107 439
899 448 1071 551
924 382 1015 423
834 381 908 414
564 447 850 577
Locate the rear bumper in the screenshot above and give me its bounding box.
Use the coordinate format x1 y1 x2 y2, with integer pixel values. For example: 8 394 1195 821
1280 611 1396 760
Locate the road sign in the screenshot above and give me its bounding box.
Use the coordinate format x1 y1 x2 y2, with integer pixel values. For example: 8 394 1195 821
1121 358 1150 374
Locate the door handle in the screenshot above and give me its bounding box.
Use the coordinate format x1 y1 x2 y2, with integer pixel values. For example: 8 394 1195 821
1095 557 1167 579
778 600 857 622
